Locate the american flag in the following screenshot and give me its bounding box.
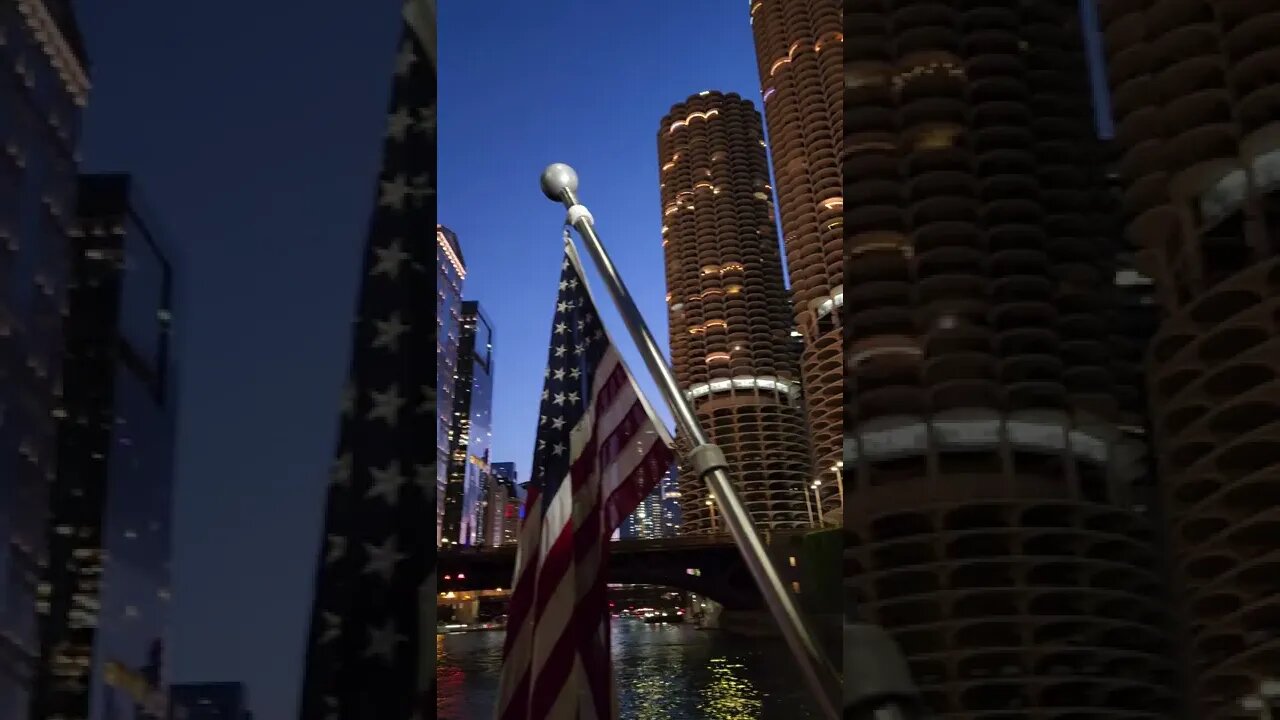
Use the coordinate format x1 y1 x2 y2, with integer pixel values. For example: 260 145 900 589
297 1 436 718
496 242 676 720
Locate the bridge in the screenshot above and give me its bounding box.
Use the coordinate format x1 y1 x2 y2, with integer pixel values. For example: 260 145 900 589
437 530 813 611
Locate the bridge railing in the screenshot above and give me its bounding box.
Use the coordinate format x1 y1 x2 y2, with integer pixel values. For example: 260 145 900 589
440 529 810 557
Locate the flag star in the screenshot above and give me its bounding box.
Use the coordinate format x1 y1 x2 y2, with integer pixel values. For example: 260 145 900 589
569 367 581 379
538 439 546 450
325 534 346 564
371 312 408 351
363 536 406 581
559 280 569 291
366 621 405 663
551 442 566 456
553 392 566 406
320 611 342 644
553 368 566 381
544 366 551 378
574 342 585 355
330 452 352 487
387 107 413 140
368 385 404 426
554 345 567 358
539 414 548 425
367 461 404 504
557 301 570 313
541 389 549 401
395 42 416 76
371 241 410 278
577 319 586 331
567 391 580 404
554 322 568 335
551 416 565 430
568 278 578 289
593 328 604 341
563 258 571 270
380 174 410 209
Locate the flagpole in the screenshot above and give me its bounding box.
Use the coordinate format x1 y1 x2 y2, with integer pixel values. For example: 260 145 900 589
541 164 842 717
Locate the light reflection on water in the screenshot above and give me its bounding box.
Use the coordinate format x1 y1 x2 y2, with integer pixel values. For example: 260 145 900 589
437 621 820 719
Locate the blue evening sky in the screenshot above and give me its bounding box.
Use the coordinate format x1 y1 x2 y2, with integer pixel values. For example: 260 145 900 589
439 0 764 484
76 1 761 718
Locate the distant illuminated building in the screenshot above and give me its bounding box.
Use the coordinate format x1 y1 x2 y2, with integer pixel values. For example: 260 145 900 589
658 91 812 535
0 4 90 714
621 466 679 540
484 462 520 547
435 225 466 545
441 301 493 547
31 174 177 720
749 0 844 513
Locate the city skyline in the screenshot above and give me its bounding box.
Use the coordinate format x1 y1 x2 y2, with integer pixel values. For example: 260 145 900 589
438 0 766 487
5 0 1279 718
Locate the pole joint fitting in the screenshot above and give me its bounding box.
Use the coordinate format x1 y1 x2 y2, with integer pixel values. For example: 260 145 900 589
689 443 729 481
566 204 593 228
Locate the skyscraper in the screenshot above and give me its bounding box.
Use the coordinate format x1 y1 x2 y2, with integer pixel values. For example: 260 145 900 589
842 0 1177 714
441 300 494 547
0 3 90 716
658 91 811 534
483 462 519 547
1096 2 1280 716
749 0 844 514
30 174 178 720
620 466 679 540
436 224 466 544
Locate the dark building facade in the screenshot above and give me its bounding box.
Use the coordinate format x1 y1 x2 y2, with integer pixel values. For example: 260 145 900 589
749 0 845 515
842 0 1178 715
658 91 812 535
0 1 90 715
435 224 465 545
483 462 518 548
1097 1 1280 716
168 682 253 720
30 174 177 720
440 300 493 547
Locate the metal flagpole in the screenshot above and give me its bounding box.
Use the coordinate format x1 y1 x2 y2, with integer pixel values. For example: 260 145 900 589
541 163 842 718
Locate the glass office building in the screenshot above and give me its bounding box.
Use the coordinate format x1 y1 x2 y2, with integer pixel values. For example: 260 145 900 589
435 225 465 545
0 3 90 716
441 301 493 547
30 175 178 720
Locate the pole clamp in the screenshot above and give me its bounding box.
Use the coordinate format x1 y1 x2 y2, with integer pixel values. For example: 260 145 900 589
689 444 729 480
566 204 594 228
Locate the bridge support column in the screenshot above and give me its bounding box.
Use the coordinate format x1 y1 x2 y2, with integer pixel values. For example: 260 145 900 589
453 600 480 625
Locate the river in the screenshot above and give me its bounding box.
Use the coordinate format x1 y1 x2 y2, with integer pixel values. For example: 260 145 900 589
437 620 823 719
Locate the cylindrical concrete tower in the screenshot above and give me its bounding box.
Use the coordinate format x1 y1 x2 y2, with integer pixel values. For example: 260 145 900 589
749 0 845 518
1098 1 1280 717
842 0 1180 715
659 91 812 535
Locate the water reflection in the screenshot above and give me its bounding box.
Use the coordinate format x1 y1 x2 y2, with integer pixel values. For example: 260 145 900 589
437 620 819 719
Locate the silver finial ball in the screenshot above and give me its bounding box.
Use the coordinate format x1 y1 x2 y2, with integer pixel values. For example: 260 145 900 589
541 163 579 201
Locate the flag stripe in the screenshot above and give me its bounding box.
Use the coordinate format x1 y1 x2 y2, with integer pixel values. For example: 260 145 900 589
496 245 675 720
